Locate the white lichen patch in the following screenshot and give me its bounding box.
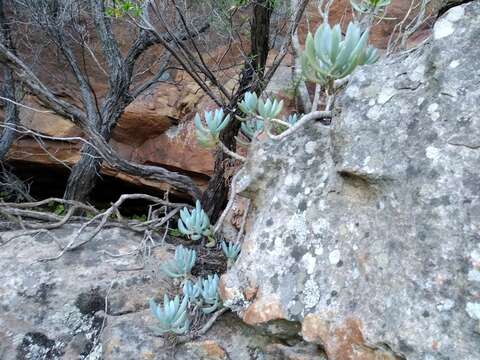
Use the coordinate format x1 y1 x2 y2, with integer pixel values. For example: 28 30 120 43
305 141 317 155
284 173 302 186
302 253 316 275
437 299 455 312
433 5 464 40
329 249 341 265
434 18 455 39
468 269 480 282
378 87 396 105
427 103 439 113
303 278 320 308
345 85 360 99
449 60 460 69
466 302 480 320
367 105 381 120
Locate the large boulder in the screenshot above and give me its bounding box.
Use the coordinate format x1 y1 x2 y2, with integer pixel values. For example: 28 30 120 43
221 2 480 360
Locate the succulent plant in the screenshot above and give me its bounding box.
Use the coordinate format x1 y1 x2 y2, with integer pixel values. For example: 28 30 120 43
198 274 221 314
178 200 211 241
182 279 201 304
161 245 196 279
149 294 190 335
257 98 284 119
286 113 300 126
241 118 264 139
301 22 379 85
194 108 231 147
350 0 391 13
221 241 241 267
238 91 258 115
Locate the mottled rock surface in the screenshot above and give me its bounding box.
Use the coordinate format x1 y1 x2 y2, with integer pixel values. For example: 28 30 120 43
0 225 325 359
221 2 480 360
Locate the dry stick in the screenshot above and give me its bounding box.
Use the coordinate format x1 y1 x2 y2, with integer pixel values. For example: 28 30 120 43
235 199 251 243
88 279 115 357
0 229 61 248
219 141 246 162
175 308 229 343
213 169 244 235
38 194 187 262
269 110 332 141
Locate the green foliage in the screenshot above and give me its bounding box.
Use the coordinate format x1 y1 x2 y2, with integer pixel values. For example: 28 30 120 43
105 0 143 18
221 241 241 267
197 274 221 314
168 228 183 238
194 109 231 147
149 295 190 335
301 22 379 86
350 0 391 14
131 214 147 222
178 200 211 241
161 245 197 279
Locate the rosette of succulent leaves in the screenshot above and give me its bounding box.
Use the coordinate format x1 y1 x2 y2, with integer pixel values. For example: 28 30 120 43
221 241 241 268
197 274 222 314
237 92 298 139
301 22 379 92
194 108 231 147
149 294 190 335
182 279 202 306
177 200 214 246
161 245 197 280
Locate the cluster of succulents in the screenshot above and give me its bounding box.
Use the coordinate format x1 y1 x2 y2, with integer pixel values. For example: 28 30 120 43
177 200 211 241
149 295 190 335
194 108 231 147
237 92 303 139
221 241 241 268
238 92 284 120
161 245 197 279
150 273 222 335
181 275 222 313
301 22 379 86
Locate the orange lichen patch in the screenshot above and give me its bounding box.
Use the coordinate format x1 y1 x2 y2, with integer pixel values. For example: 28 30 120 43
184 340 228 360
244 285 258 301
242 295 285 325
302 315 399 360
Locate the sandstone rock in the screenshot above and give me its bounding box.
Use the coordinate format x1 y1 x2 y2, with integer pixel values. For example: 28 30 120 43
221 2 480 359
0 225 323 359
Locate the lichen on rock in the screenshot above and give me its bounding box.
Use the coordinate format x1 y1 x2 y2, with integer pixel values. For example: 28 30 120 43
221 2 480 359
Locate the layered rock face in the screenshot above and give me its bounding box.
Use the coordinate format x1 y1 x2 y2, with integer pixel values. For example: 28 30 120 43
5 0 448 194
221 2 480 359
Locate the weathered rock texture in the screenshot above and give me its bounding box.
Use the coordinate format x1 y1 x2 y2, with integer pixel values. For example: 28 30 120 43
0 225 326 359
221 2 480 359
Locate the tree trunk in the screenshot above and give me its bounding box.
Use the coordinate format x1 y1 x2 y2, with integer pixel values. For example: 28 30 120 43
63 143 102 203
202 0 273 221
0 0 17 161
